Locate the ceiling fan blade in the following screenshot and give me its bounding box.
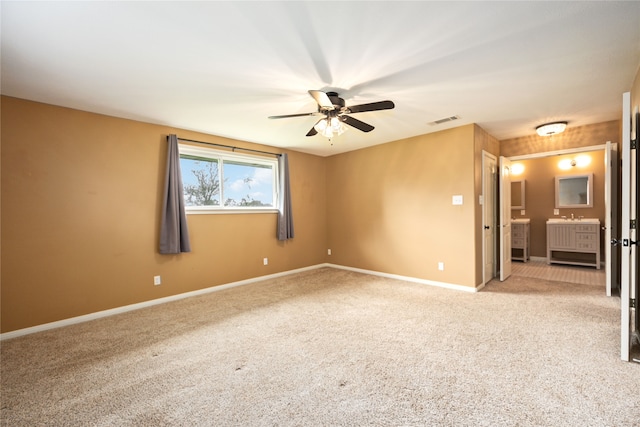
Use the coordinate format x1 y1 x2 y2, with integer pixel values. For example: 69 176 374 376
308 90 335 110
306 118 327 136
346 100 395 114
342 115 374 132
268 112 320 119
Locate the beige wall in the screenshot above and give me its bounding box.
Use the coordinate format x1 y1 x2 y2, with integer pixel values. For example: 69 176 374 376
325 125 479 288
1 96 327 333
510 150 606 259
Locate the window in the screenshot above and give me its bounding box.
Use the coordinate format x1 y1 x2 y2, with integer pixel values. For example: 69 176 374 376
178 144 278 213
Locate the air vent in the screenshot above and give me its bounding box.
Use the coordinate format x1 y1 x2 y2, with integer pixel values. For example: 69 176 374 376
428 115 460 126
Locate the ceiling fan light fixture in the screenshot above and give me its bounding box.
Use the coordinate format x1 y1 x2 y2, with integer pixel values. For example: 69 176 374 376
330 117 347 136
269 90 395 138
536 121 567 136
314 118 328 133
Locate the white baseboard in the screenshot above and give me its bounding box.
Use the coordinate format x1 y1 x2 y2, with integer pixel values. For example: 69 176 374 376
1 263 478 341
326 263 480 293
0 264 328 341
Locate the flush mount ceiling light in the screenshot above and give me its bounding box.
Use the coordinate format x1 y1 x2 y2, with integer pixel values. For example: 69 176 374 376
536 121 568 136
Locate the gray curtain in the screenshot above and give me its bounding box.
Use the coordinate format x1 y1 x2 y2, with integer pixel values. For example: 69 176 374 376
159 134 191 254
277 153 294 241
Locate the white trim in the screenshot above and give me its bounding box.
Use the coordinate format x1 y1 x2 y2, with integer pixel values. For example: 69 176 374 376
0 264 328 341
508 144 606 161
186 208 278 215
326 263 481 293
1 263 483 340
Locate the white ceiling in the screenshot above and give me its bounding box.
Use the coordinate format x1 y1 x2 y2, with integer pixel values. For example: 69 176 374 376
2 1 639 156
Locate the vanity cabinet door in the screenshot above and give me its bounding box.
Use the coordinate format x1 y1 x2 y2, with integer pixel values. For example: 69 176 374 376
548 224 576 250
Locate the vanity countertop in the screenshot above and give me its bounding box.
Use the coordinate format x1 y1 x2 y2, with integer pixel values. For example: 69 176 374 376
546 218 599 224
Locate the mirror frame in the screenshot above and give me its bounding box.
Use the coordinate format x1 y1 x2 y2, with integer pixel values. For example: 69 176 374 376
555 173 593 208
511 180 525 210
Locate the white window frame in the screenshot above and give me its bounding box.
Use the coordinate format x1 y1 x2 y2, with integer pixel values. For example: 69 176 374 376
178 143 279 214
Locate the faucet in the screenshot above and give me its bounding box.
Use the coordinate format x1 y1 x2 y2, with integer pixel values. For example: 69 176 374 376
571 213 574 220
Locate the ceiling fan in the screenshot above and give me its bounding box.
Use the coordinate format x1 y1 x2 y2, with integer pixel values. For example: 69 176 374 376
268 90 395 137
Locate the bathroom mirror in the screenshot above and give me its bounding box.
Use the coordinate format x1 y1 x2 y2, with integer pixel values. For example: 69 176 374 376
555 173 593 208
511 180 525 210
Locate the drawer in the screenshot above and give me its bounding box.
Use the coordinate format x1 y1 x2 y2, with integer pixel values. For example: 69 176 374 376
576 233 597 242
512 238 524 248
512 230 524 238
576 224 598 232
576 241 597 251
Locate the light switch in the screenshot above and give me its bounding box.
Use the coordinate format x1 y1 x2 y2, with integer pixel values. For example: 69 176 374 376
452 195 463 205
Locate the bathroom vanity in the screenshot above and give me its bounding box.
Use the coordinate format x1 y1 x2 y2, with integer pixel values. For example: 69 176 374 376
546 218 600 269
511 218 530 262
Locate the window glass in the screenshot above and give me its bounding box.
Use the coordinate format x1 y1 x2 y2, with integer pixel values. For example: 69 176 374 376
222 161 274 207
178 144 278 213
181 155 221 206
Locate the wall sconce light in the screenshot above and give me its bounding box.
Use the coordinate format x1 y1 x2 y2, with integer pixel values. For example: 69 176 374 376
511 163 525 175
536 121 567 136
558 154 591 170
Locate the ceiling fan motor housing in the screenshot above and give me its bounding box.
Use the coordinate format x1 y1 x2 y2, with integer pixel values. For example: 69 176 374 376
325 92 345 111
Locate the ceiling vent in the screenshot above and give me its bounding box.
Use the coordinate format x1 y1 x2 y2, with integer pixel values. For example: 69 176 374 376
428 115 460 126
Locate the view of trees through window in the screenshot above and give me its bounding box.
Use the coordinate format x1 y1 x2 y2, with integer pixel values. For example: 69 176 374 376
179 152 275 209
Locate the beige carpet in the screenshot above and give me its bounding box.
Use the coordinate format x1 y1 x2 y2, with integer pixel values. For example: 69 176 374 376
1 267 638 426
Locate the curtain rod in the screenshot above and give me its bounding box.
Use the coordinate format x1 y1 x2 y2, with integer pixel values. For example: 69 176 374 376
176 137 281 158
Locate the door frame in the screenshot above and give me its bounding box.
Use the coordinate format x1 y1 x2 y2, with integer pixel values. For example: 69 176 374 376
604 141 619 297
506 144 612 279
482 151 498 286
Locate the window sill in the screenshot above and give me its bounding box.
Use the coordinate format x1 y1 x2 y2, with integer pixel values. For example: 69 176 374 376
186 208 279 215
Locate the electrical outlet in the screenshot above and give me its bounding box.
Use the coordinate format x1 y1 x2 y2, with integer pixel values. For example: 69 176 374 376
263 258 268 265
554 209 559 215
438 262 444 271
328 249 332 255
520 210 525 215
154 275 161 286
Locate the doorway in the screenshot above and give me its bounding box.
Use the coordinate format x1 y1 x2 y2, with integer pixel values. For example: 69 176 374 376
505 145 612 290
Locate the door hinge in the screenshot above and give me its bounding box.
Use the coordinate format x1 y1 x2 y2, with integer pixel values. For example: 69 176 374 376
631 298 636 309
632 139 638 150
631 219 637 230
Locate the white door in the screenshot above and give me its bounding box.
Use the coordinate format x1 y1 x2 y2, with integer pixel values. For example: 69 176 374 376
499 156 512 281
620 92 633 361
605 141 619 297
482 151 497 284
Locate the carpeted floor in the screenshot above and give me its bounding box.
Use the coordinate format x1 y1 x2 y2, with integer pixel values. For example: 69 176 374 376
1 267 638 426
